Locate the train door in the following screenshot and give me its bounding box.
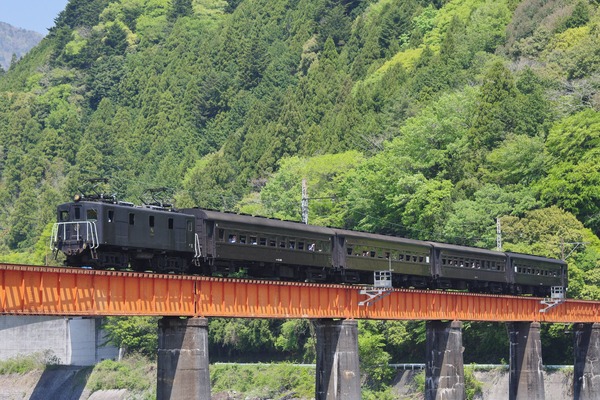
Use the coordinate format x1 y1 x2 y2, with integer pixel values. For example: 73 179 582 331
332 234 346 269
185 218 195 253
202 219 216 259
114 208 128 245
431 247 442 278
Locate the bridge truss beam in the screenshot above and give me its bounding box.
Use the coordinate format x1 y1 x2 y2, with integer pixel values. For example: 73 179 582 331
0 264 598 323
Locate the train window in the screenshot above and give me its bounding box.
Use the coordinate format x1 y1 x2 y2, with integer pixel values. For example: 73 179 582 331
370 251 376 257
129 213 135 225
298 242 304 250
75 207 81 220
385 252 390 259
107 210 114 223
250 236 257 245
419 256 424 263
269 239 276 247
347 247 353 255
260 238 267 246
442 258 447 265
168 218 173 229
87 209 98 221
426 256 430 263
60 211 69 221
308 243 316 251
289 241 295 249
279 240 286 248
149 216 155 228
218 229 224 241
240 235 246 244
187 221 193 232
228 234 237 243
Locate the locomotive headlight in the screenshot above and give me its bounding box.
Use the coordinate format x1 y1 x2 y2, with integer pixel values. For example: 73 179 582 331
74 194 82 202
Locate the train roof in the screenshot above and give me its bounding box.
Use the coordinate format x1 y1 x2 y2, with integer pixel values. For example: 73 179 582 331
183 208 335 235
332 228 432 248
505 252 566 265
427 241 506 258
59 200 191 216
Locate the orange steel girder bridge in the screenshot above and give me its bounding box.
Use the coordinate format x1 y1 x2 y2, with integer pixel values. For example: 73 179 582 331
0 263 598 323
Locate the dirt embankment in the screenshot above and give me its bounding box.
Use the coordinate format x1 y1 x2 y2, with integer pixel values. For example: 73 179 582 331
0 368 132 400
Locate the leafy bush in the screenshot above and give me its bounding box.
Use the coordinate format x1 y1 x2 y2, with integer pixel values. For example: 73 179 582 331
86 354 155 395
0 350 61 375
210 363 314 399
0 354 45 375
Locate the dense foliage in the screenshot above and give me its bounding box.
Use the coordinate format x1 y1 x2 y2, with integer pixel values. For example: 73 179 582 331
2 0 600 393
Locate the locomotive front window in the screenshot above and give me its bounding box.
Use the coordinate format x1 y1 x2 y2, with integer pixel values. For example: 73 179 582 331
60 211 69 221
74 207 81 220
87 209 98 221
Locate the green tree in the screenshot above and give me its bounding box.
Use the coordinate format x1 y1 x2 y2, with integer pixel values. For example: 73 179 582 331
468 60 519 151
358 321 394 390
103 317 159 358
168 0 194 21
538 109 600 232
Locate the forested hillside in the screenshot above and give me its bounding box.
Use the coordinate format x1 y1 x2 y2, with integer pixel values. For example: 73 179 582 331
1 0 600 389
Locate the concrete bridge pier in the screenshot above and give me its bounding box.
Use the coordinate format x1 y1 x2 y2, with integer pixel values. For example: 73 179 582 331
425 320 465 400
507 321 544 400
157 317 211 400
574 322 600 400
315 319 361 400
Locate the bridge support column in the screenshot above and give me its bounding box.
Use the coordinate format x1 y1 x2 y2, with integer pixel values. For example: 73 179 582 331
507 321 544 400
425 320 465 400
157 317 210 400
574 322 600 400
315 319 361 400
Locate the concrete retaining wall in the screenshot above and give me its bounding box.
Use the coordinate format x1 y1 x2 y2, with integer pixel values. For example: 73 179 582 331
0 316 118 366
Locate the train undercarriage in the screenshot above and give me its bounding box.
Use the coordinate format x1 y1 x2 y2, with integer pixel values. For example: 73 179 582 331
61 247 552 297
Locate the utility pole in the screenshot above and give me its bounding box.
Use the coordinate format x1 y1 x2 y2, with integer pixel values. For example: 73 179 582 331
561 239 588 260
496 217 502 251
302 179 309 224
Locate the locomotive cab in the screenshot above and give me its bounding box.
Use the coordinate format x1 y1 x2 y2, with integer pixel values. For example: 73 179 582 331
52 197 196 271
52 201 101 261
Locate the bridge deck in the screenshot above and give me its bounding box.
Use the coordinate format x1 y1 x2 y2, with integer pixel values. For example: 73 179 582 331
0 263 597 322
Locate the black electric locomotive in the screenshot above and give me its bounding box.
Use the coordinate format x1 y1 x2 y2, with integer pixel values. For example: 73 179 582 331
51 195 567 296
52 195 196 272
